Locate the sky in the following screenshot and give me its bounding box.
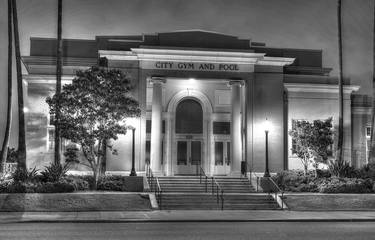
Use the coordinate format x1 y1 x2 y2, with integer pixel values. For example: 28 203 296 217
0 0 373 146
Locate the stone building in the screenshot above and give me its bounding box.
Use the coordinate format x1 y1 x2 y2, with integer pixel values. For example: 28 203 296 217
21 30 365 176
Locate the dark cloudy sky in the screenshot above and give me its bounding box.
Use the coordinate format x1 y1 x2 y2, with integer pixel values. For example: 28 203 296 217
0 0 373 145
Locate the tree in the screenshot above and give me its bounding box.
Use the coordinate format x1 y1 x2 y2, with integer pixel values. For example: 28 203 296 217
289 118 334 176
12 0 27 171
46 66 141 189
0 0 13 174
336 0 344 165
368 2 375 163
54 0 63 165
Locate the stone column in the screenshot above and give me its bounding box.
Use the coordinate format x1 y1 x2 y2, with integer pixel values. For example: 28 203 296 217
229 80 243 175
150 77 165 175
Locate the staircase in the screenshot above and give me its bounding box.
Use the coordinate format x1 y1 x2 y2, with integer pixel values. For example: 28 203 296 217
156 176 281 210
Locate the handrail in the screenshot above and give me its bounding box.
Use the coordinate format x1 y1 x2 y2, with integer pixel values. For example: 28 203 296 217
198 166 208 192
264 176 284 209
241 162 260 192
146 164 162 210
211 176 224 210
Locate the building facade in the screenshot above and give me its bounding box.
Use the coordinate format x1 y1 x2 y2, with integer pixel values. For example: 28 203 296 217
22 30 364 176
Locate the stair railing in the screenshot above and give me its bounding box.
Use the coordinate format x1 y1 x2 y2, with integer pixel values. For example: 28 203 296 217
240 162 260 192
198 166 208 192
146 164 162 210
264 176 284 209
211 176 224 210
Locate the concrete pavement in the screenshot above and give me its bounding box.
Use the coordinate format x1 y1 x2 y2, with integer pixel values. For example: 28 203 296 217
1 210 375 223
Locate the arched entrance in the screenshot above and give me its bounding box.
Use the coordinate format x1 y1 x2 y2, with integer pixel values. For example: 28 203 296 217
175 99 203 175
165 89 213 176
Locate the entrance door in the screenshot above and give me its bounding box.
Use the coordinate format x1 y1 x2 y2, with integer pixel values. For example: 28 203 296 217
214 141 231 175
176 139 202 175
174 98 204 175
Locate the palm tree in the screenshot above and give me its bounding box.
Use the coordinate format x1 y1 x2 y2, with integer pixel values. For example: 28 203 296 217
54 0 63 165
336 0 344 164
12 0 26 170
368 2 375 164
0 0 13 173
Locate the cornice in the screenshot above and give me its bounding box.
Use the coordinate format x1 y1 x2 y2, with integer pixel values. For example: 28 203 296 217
284 83 360 94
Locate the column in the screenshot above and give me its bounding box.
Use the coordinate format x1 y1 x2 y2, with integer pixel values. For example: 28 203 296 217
229 80 243 175
150 77 165 175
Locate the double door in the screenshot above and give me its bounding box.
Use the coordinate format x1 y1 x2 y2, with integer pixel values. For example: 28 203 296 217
175 136 203 175
214 139 231 175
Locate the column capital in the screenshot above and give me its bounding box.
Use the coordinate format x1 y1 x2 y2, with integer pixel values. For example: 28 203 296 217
228 80 244 87
150 76 167 84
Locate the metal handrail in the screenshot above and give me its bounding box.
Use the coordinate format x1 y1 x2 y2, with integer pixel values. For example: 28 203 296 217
155 177 162 210
264 176 284 209
146 164 162 210
211 176 224 210
198 166 208 192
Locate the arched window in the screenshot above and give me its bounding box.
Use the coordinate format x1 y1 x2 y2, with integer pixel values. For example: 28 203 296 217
175 99 203 134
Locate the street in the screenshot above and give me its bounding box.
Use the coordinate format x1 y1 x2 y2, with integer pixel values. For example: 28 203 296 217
0 222 374 240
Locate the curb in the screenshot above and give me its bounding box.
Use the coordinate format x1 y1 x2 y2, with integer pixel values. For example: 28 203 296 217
2 218 375 224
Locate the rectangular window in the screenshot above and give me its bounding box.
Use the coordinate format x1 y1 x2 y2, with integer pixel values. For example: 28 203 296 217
146 120 165 134
213 122 230 135
215 142 223 165
177 141 187 165
226 142 230 166
145 140 150 165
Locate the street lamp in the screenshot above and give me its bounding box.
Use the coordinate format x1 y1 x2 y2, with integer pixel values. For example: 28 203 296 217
129 126 137 176
263 118 271 177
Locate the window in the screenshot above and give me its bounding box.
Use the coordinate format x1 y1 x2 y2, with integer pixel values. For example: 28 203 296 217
146 120 165 134
145 140 164 165
213 122 230 135
175 99 203 134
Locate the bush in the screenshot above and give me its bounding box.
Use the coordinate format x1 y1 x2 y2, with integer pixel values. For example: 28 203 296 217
328 160 358 178
318 178 373 193
97 175 127 191
61 175 90 191
272 170 317 191
358 163 375 180
35 181 75 193
12 167 38 182
40 162 70 182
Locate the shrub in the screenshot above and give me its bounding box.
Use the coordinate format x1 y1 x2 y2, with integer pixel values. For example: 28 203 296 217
40 162 70 182
97 175 127 191
318 178 373 193
358 163 375 180
272 170 317 191
12 167 38 182
61 175 90 191
328 160 358 178
35 181 75 193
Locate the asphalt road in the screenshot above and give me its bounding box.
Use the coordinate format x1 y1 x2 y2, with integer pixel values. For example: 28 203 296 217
0 222 375 240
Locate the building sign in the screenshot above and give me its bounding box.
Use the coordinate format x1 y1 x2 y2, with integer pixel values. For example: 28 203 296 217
140 61 254 72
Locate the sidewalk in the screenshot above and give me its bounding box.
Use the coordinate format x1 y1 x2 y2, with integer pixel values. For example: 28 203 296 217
1 210 375 223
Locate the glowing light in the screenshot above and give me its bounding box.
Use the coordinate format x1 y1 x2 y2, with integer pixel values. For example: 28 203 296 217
188 78 196 83
23 107 29 113
263 118 272 132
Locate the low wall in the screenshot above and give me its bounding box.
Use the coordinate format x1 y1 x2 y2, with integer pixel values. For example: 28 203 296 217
0 193 152 212
284 194 375 211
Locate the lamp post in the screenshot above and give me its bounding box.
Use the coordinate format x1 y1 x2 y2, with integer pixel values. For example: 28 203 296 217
263 119 271 177
129 127 137 176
